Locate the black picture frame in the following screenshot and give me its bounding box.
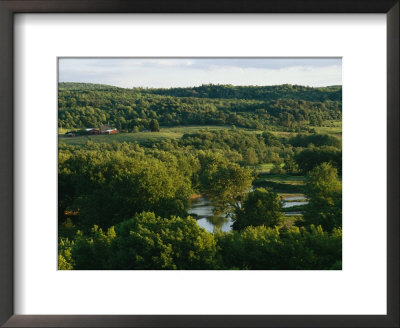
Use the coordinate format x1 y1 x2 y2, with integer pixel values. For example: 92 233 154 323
0 1 398 327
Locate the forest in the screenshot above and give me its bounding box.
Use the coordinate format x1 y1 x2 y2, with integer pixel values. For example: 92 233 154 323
59 83 341 131
58 82 342 270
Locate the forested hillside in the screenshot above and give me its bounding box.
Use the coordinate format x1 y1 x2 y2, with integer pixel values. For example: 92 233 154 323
58 83 341 131
135 83 342 101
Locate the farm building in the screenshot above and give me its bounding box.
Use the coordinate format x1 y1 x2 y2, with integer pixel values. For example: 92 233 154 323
89 129 100 135
83 125 117 135
99 124 111 133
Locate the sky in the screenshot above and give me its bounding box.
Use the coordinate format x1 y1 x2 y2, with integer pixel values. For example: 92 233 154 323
58 58 342 88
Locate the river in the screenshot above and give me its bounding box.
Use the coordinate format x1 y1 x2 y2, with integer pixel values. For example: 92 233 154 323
188 195 308 233
187 197 233 233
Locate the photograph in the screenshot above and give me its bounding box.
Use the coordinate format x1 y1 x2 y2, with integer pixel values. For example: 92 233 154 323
58 57 342 270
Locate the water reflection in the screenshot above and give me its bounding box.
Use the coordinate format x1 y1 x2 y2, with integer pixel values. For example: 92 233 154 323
188 195 308 233
197 216 232 233
282 196 306 201
282 201 309 208
188 197 233 233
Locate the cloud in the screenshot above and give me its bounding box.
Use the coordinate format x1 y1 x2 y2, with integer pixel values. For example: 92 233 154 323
58 58 342 88
178 58 341 70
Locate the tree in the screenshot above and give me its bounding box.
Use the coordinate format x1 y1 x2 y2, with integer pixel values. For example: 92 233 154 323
59 147 193 229
232 188 282 231
289 133 341 148
262 131 282 147
215 225 281 269
108 212 217 269
302 163 342 231
199 154 253 215
58 238 74 270
244 148 258 165
270 162 283 174
294 146 342 174
71 225 116 270
149 119 160 132
283 157 299 174
215 225 342 270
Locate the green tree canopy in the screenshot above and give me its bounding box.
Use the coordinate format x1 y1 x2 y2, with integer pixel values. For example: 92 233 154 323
244 148 258 165
215 225 342 270
59 145 193 229
198 153 253 215
108 212 217 269
149 119 160 132
303 162 342 231
232 188 282 231
71 225 116 270
294 146 342 174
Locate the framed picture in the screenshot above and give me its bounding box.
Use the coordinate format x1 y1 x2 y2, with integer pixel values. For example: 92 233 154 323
0 1 398 327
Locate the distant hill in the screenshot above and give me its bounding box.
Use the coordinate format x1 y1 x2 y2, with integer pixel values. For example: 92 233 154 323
59 82 124 91
60 82 341 102
58 82 341 131
134 84 342 102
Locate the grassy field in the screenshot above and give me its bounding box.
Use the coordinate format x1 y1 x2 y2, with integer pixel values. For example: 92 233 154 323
58 125 261 146
252 163 286 174
161 125 239 133
311 121 342 136
270 121 342 138
58 122 342 147
253 163 274 173
279 193 306 199
257 174 306 185
59 130 182 146
279 216 298 229
253 173 307 194
59 125 250 135
58 128 70 134
271 131 297 138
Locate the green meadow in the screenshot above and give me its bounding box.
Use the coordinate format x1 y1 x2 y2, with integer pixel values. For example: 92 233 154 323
58 125 261 146
59 130 182 146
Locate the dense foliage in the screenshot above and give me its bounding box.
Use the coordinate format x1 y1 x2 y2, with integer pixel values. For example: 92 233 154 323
58 82 342 270
59 83 341 131
232 188 282 231
68 212 217 270
59 142 196 228
215 225 342 270
135 83 342 102
59 213 341 270
301 163 342 231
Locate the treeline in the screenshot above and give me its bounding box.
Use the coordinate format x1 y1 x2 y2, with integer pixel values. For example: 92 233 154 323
58 82 341 131
134 83 342 102
59 213 341 270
